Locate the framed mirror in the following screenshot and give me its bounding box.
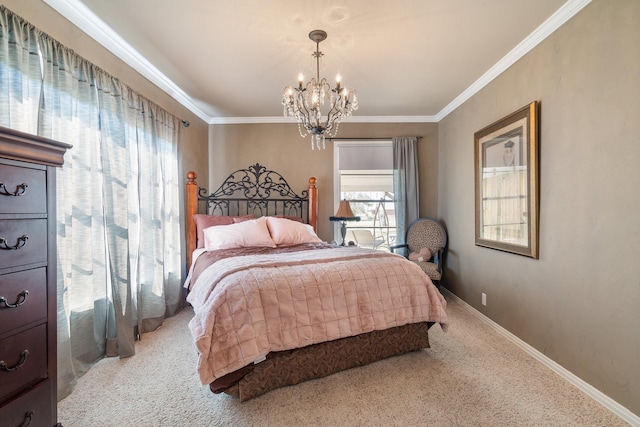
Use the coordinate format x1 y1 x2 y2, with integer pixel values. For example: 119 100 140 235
474 101 540 258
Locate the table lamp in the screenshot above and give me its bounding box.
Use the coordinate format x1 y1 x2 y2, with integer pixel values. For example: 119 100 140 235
329 200 361 246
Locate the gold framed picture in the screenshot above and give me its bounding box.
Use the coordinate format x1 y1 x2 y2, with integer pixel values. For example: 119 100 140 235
474 101 540 258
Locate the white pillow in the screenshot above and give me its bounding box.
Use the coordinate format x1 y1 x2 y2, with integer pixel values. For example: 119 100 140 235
203 216 276 250
266 216 322 246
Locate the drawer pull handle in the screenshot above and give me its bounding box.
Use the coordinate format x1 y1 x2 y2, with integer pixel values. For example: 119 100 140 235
0 290 29 308
0 182 28 196
17 410 35 427
0 234 28 250
0 349 29 372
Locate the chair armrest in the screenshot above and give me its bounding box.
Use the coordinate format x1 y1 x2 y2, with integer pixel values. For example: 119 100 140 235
389 243 407 254
433 248 444 272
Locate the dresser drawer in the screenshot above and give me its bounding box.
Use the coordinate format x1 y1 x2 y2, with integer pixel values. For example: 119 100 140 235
0 324 48 403
0 163 46 215
0 268 47 336
0 219 47 270
0 379 53 427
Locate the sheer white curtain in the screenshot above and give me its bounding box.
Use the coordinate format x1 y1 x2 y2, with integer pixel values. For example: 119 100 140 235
0 6 183 399
393 136 420 249
0 7 42 132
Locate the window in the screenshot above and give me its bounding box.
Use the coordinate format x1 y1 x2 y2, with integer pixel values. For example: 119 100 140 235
334 141 396 251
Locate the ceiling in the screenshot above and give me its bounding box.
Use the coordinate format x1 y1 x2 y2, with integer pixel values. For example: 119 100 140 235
44 0 588 124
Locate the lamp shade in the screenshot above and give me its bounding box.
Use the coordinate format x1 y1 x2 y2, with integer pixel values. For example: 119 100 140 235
334 200 356 218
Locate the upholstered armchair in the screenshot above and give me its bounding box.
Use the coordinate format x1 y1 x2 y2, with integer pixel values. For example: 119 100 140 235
390 218 447 288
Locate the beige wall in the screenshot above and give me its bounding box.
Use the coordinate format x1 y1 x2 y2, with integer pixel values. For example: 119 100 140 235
438 0 640 415
209 122 438 242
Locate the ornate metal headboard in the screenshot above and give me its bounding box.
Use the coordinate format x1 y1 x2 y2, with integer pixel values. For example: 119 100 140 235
198 163 309 220
185 164 318 268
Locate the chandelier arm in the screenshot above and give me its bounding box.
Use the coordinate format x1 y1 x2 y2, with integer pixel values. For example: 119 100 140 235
308 79 330 128
300 85 318 125
323 93 345 132
296 93 314 130
290 92 304 116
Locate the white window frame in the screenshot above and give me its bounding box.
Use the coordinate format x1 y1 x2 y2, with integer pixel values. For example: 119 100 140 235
333 139 393 245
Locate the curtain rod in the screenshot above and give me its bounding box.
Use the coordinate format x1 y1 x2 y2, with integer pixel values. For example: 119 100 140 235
325 136 422 140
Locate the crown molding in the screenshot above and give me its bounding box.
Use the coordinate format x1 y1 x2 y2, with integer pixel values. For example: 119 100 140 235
209 117 292 125
44 0 591 126
329 116 438 124
436 0 591 121
209 115 438 125
42 0 211 123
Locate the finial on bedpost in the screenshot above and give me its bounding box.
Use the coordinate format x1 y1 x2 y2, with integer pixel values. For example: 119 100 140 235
187 171 197 185
308 177 318 233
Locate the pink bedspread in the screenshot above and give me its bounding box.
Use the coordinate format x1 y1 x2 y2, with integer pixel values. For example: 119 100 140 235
187 245 448 385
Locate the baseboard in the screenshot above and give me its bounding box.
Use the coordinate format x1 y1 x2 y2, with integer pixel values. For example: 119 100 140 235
441 288 639 427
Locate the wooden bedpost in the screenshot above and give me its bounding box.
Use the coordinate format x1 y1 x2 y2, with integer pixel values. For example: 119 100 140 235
186 171 198 268
308 177 318 233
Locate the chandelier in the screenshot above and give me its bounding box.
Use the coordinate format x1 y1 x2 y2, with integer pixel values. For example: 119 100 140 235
282 30 358 150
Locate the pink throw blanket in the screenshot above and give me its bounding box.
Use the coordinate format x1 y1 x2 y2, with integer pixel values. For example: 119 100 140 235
187 246 448 385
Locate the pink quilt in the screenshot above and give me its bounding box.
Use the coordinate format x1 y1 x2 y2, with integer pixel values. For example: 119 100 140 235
187 245 448 385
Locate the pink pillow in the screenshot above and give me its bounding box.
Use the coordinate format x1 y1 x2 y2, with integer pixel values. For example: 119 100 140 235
193 214 255 248
203 216 276 250
409 248 432 262
273 214 304 223
265 216 322 246
233 214 256 223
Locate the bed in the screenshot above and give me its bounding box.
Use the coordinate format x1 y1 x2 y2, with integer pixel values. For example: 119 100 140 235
184 164 448 401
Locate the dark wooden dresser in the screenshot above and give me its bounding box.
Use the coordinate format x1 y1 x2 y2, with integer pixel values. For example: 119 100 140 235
0 127 70 427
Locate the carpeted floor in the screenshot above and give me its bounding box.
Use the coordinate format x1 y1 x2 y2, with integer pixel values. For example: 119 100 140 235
58 297 628 426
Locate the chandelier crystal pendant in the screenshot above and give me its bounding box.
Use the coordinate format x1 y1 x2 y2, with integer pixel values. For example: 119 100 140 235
282 30 358 150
